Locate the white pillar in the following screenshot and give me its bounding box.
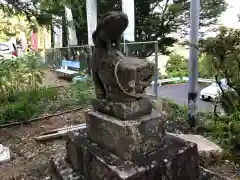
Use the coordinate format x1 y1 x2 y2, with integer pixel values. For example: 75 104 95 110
188 0 200 128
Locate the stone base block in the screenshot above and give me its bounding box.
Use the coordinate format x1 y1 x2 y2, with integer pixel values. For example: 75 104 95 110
85 110 166 160
65 129 200 180
91 97 153 120
50 157 226 180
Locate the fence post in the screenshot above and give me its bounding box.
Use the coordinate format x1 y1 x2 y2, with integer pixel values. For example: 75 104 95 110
87 45 92 76
154 41 159 97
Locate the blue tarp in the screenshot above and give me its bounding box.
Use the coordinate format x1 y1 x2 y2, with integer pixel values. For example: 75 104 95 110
61 60 80 69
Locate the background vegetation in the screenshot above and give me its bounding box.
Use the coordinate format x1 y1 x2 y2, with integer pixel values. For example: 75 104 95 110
0 0 227 57
0 53 93 125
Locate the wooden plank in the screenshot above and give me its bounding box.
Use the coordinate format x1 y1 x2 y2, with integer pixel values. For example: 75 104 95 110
41 124 85 136
36 123 86 141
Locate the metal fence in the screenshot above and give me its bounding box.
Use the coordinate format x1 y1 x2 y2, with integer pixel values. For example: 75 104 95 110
44 41 159 96
44 45 92 70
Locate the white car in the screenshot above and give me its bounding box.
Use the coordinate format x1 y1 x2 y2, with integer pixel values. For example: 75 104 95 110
200 79 228 101
0 42 18 60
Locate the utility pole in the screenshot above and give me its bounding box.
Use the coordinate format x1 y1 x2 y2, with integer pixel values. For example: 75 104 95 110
188 0 200 128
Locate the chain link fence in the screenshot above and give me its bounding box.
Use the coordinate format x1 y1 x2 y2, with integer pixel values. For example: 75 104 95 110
44 45 92 71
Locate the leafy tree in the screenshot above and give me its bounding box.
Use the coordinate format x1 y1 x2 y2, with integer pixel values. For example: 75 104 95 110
202 27 240 93
198 53 215 78
166 53 188 77
1 0 227 57
201 27 240 155
202 26 240 114
0 10 30 41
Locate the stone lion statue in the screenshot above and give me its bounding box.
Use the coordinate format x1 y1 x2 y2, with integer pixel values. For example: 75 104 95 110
90 11 155 120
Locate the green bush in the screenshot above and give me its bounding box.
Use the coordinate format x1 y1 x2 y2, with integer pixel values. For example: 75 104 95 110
0 56 94 125
71 78 94 104
0 87 58 124
203 112 240 162
0 52 44 102
0 101 37 123
166 53 188 78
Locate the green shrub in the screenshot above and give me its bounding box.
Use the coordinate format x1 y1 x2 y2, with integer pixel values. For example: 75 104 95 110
0 52 44 102
0 101 38 123
0 73 93 124
0 87 58 124
203 112 240 162
71 79 94 104
166 53 188 78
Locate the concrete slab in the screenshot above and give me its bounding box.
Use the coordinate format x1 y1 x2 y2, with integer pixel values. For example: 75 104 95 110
0 144 10 163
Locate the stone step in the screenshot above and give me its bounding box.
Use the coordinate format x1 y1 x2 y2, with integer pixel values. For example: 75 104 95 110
168 133 224 166
50 156 85 180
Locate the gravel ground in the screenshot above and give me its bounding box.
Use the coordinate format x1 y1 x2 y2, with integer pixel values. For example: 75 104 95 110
0 109 86 180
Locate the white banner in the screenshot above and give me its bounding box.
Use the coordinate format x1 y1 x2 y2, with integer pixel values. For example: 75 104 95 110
65 6 78 46
52 15 63 48
122 0 135 42
86 0 97 46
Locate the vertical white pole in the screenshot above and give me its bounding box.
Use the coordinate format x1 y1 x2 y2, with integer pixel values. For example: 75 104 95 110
188 0 200 128
154 41 159 97
123 37 126 54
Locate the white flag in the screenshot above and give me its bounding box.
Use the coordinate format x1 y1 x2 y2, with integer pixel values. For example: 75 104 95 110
122 0 135 42
65 6 78 46
52 15 63 48
86 0 97 46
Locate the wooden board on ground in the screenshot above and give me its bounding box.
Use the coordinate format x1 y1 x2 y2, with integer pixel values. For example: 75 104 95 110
36 123 86 141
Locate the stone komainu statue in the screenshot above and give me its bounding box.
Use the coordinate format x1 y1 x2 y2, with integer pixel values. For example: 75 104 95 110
90 11 155 120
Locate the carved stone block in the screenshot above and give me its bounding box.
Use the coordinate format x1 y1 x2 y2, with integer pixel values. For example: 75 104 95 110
85 110 166 160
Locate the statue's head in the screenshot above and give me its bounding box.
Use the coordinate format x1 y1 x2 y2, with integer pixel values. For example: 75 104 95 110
92 11 129 43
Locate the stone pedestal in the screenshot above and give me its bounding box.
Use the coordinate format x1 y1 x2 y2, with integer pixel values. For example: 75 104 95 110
62 129 200 180
51 109 200 180
86 110 166 160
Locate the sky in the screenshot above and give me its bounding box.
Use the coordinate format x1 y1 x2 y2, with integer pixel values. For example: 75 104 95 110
203 0 239 38
220 0 240 28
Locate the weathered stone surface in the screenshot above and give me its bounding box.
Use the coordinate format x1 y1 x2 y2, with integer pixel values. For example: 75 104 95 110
65 129 200 180
50 156 84 180
0 144 10 163
85 110 166 160
168 133 223 165
92 97 153 120
51 151 225 180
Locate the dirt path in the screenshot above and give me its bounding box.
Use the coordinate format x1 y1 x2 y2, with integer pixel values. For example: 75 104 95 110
0 109 86 180
41 69 70 87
